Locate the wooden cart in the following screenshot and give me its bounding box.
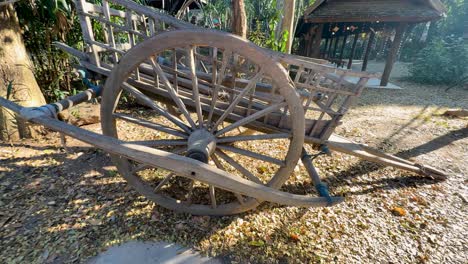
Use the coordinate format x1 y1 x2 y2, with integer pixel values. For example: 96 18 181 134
0 0 446 215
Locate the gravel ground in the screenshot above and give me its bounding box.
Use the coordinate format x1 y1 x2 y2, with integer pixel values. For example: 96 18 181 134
0 63 467 263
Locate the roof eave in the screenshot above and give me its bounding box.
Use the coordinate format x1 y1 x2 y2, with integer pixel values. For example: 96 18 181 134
304 14 445 24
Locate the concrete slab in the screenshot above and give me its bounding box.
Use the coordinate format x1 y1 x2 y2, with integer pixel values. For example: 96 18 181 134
344 76 403 90
87 241 222 264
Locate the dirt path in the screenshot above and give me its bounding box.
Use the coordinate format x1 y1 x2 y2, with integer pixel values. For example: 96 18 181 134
0 75 466 263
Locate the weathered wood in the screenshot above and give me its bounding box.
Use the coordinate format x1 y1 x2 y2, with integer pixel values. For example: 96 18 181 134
381 23 406 87
211 154 246 205
331 36 339 58
113 113 188 138
310 24 324 58
2 98 346 213
216 133 290 143
149 56 196 129
102 0 118 63
362 30 375 71
338 34 348 67
322 38 329 58
186 46 204 128
347 33 359 69
215 150 262 184
100 30 306 215
75 0 100 66
211 71 263 131
217 145 285 166
215 101 287 137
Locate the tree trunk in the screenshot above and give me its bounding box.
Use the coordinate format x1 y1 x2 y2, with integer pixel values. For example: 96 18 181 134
0 4 46 141
281 0 295 54
231 0 247 39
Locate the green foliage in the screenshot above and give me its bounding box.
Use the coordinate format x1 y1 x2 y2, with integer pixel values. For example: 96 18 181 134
15 0 84 101
202 0 290 52
401 0 467 62
409 37 468 85
248 12 289 53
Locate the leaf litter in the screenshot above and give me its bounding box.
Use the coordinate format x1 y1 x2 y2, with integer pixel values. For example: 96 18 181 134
0 79 467 263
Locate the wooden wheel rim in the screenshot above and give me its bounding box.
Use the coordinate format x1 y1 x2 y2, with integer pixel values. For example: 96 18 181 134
101 29 305 215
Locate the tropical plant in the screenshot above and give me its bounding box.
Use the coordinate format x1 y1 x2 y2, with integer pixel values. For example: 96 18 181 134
409 37 468 85
15 0 84 101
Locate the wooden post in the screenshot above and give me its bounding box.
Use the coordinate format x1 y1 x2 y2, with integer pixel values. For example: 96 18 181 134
310 24 324 58
361 30 375 71
281 0 296 54
331 35 339 58
323 38 329 58
347 32 359 69
328 37 334 58
381 23 406 86
338 34 348 67
305 25 315 57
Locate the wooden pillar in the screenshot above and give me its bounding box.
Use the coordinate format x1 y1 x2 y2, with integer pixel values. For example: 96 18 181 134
327 37 334 58
338 34 348 66
332 36 339 58
281 0 296 54
381 23 406 86
310 24 324 58
361 30 375 71
347 33 359 69
323 38 329 58
303 31 313 56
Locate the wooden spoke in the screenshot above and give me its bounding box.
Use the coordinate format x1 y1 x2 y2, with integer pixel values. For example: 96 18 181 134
100 30 308 215
121 83 191 133
209 185 217 208
216 133 290 144
154 172 175 192
171 146 187 155
113 113 188 139
211 70 263 131
127 139 187 147
130 164 152 175
172 50 178 93
185 180 195 204
215 101 287 136
215 150 262 184
207 49 231 125
211 154 245 205
217 145 285 166
186 46 204 128
149 56 197 129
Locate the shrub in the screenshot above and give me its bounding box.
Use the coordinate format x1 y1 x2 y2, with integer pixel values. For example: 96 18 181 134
409 37 468 85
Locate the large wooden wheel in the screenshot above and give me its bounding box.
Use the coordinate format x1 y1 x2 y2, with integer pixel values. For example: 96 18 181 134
101 30 305 215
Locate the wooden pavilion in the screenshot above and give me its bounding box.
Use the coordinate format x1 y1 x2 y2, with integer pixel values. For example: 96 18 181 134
295 0 446 86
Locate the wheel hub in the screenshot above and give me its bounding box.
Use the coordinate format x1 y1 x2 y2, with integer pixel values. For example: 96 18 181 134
186 129 216 163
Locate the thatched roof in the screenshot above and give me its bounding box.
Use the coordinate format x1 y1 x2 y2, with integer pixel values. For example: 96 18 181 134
304 0 446 23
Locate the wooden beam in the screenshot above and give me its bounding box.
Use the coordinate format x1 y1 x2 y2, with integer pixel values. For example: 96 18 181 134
327 37 334 58
381 23 406 86
361 31 375 71
304 15 442 24
347 33 359 69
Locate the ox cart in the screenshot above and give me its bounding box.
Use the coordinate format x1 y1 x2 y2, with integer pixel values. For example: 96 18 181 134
0 0 446 215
